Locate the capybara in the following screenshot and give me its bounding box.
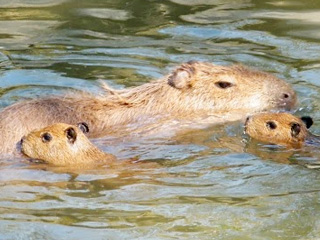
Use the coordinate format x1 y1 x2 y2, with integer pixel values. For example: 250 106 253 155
245 112 315 148
0 61 296 154
20 122 117 167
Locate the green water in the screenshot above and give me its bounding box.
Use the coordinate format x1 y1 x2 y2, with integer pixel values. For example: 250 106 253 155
1 0 320 239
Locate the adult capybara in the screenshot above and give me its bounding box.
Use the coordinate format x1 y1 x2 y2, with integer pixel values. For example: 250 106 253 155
20 122 117 167
0 61 296 154
245 112 315 148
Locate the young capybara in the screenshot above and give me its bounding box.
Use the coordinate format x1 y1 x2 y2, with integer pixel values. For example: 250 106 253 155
20 122 117 167
0 61 296 154
244 112 315 148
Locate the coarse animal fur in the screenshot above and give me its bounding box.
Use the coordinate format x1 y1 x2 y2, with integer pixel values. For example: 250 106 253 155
0 61 296 154
20 122 116 166
245 112 314 148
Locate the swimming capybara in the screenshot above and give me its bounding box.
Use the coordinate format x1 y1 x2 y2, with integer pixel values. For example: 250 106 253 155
20 122 117 167
245 112 314 148
0 61 296 154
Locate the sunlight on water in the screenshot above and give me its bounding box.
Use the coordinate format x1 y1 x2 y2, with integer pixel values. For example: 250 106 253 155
1 0 320 239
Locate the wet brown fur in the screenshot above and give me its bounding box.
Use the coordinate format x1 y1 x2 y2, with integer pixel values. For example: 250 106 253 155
21 123 116 167
0 61 296 154
245 112 308 148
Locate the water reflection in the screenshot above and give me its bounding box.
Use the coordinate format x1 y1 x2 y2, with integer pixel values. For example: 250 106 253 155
77 8 132 21
0 0 67 8
0 20 61 49
169 0 252 7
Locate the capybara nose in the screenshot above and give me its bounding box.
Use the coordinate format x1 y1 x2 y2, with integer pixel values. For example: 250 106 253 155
279 92 296 110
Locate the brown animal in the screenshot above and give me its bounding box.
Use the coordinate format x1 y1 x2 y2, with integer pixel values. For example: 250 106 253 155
244 112 314 148
0 61 296 154
20 122 117 167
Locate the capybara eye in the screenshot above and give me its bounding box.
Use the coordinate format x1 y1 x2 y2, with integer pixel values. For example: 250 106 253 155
291 123 301 137
215 81 233 89
78 122 89 134
41 133 52 143
65 127 77 144
266 121 277 130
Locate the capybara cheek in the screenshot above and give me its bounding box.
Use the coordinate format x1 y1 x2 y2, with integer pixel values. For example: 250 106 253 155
20 142 32 157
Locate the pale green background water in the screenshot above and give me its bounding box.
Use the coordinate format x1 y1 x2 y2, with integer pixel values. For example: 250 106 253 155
1 0 320 239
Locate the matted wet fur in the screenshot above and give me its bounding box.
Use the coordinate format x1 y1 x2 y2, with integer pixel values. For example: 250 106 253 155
245 112 314 148
0 61 296 154
20 123 116 167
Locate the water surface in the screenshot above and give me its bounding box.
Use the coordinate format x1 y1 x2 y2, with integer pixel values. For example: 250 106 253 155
1 0 320 239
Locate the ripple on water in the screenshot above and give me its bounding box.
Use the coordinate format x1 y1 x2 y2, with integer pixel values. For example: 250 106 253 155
0 0 67 8
1 0 320 239
76 8 132 21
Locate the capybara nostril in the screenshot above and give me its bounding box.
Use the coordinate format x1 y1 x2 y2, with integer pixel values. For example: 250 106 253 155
282 93 290 99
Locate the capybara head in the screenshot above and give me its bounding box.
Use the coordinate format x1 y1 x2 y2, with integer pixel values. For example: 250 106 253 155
244 112 312 148
20 122 108 166
167 61 296 114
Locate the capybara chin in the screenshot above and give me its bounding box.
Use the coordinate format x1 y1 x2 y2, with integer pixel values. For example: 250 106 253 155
20 122 116 167
0 61 296 154
245 112 315 148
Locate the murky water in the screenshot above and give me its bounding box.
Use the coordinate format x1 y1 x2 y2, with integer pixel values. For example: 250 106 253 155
1 0 320 239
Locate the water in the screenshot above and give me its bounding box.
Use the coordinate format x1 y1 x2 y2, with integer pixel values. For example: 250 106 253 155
1 0 320 239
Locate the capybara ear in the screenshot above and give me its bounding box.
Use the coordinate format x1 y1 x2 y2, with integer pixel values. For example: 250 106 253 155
65 127 77 144
78 122 89 134
168 62 196 89
301 116 313 129
291 123 301 137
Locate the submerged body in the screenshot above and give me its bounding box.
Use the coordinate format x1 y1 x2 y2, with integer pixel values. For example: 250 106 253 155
245 112 317 148
0 61 296 154
20 123 116 167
